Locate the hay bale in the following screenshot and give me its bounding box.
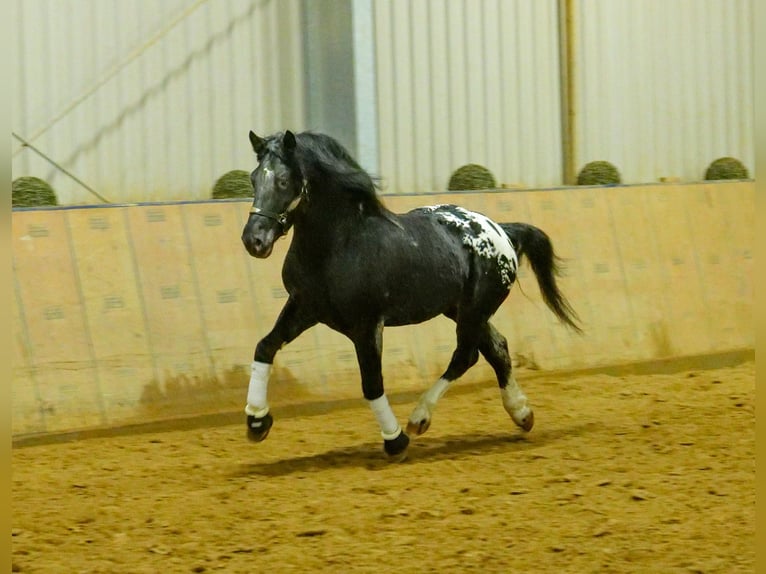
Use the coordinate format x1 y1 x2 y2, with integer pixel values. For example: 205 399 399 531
12 177 58 207
212 170 253 199
448 164 497 191
704 157 749 180
576 161 621 185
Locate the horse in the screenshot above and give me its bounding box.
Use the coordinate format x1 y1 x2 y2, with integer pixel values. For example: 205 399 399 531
240 129 582 461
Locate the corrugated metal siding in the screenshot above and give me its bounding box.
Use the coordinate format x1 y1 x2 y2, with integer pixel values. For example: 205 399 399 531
373 0 564 193
12 0 305 204
13 1 754 202
574 0 754 183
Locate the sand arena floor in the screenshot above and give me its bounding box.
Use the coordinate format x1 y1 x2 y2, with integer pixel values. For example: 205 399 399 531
12 361 754 573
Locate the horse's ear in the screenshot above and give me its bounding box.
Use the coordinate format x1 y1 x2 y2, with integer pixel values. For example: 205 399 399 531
283 130 297 153
249 130 265 154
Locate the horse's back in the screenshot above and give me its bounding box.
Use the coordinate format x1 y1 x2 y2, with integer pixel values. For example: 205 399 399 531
351 210 471 325
378 205 516 322
402 204 518 281
283 204 514 330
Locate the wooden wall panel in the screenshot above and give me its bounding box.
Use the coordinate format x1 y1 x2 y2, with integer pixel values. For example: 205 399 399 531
643 189 712 356
124 204 213 417
179 202 259 374
66 207 156 424
12 183 754 437
12 211 104 433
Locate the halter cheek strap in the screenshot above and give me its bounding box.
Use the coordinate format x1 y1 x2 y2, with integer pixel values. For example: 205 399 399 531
249 179 308 233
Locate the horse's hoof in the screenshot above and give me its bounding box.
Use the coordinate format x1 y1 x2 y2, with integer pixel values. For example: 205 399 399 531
384 431 410 462
406 418 431 437
514 409 534 432
246 413 273 442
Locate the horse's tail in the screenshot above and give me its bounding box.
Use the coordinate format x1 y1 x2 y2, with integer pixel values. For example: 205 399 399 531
500 222 583 334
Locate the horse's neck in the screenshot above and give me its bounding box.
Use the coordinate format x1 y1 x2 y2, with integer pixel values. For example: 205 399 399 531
291 189 377 255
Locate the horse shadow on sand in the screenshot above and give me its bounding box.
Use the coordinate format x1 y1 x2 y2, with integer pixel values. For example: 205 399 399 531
231 421 601 478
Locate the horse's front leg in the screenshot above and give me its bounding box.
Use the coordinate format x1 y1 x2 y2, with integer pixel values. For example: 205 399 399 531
352 320 410 461
245 296 316 442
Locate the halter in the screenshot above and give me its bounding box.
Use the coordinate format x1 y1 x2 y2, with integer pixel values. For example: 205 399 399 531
249 179 308 234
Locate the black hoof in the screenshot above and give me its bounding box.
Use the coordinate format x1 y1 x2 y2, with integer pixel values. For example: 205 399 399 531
383 431 410 462
246 413 273 443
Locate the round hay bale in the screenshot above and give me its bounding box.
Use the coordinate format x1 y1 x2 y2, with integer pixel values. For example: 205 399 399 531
448 164 497 191
12 177 58 207
212 170 253 199
576 161 621 185
704 157 749 180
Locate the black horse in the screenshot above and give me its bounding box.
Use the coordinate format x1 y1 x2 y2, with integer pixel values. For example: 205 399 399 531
241 130 581 461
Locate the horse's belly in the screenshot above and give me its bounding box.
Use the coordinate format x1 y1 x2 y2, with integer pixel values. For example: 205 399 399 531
383 306 442 327
379 282 460 326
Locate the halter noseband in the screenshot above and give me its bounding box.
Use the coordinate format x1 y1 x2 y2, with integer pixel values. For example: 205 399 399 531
249 179 308 233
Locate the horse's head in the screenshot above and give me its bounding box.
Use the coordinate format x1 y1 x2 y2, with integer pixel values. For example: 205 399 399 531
241 130 307 258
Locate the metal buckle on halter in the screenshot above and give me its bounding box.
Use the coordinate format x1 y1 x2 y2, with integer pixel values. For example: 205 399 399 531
249 206 288 228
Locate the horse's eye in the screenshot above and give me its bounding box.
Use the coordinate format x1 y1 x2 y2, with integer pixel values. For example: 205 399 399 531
277 177 289 190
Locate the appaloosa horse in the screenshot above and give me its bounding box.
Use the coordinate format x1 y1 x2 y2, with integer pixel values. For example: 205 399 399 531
241 130 582 461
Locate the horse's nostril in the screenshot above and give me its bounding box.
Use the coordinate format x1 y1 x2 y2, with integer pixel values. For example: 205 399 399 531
252 237 263 249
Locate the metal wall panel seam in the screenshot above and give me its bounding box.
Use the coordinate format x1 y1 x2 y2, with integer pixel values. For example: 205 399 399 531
427 0 449 191
374 1 394 191
226 0 242 172
269 0 284 130
14 1 29 171
465 0 486 163
410 0 431 192
204 2 217 194
480 0 496 181
492 0 508 185
286 0 306 131
446 1 466 172
737 0 754 165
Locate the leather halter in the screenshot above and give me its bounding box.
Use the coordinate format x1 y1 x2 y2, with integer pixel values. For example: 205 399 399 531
248 179 308 233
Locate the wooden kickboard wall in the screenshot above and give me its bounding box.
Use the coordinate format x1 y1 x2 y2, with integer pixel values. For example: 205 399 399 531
12 182 754 437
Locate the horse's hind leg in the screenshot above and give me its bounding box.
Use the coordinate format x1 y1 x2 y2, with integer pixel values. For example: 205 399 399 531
478 322 534 432
407 317 482 436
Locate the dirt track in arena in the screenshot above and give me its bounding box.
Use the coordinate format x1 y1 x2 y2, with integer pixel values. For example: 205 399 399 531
12 360 754 573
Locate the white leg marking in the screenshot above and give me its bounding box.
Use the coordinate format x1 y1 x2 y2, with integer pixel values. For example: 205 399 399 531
409 378 453 424
245 361 271 417
500 374 531 423
368 395 401 440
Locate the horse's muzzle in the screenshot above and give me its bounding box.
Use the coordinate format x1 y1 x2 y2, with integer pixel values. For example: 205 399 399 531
242 236 274 258
241 221 280 259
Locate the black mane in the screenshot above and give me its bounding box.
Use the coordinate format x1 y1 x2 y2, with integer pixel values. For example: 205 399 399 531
267 131 383 205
